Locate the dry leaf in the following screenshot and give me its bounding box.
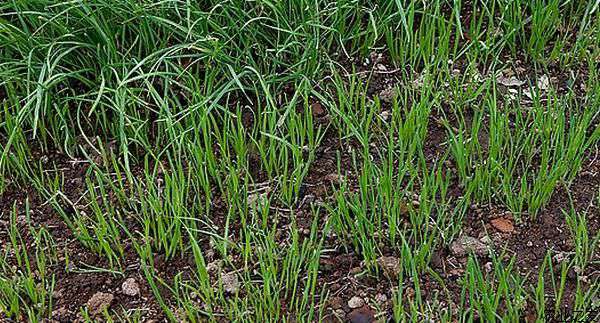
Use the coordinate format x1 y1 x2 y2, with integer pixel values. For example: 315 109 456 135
490 217 514 233
537 74 550 90
377 256 401 279
497 74 525 87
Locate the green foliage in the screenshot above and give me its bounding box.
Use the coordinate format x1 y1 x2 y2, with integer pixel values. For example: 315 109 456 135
0 0 598 321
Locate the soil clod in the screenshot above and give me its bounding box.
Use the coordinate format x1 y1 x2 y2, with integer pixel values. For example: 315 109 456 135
86 292 114 316
450 235 490 257
122 278 140 297
348 296 365 309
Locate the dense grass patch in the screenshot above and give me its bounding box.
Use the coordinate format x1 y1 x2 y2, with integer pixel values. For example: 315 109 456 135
1 0 599 322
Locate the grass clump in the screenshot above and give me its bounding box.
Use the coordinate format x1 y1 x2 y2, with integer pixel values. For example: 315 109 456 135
0 0 599 322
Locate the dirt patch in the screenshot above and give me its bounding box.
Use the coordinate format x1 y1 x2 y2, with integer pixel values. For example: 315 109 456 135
0 168 166 321
427 148 600 320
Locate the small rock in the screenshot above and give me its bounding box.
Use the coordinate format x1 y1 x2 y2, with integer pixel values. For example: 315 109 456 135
490 217 514 233
311 102 325 117
86 292 114 316
348 306 376 323
377 256 401 279
348 296 365 309
122 278 140 297
206 260 222 274
374 293 388 304
221 272 239 294
450 235 489 257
